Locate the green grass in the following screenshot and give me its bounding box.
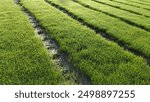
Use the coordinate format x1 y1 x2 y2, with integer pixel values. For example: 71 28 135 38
46 0 150 59
20 0 150 84
139 0 150 4
93 0 150 17
0 0 65 84
75 0 150 31
1 0 150 85
111 0 150 10
119 0 150 6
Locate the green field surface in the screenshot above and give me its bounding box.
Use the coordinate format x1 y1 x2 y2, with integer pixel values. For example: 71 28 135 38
74 0 150 31
0 0 66 84
139 0 150 4
111 0 150 10
134 0 150 4
46 0 150 60
93 0 150 17
1 0 150 85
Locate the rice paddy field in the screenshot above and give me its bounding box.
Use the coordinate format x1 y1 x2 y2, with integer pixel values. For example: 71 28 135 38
0 0 150 85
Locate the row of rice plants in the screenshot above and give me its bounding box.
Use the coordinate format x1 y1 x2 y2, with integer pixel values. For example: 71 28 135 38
0 0 64 84
20 0 150 84
139 0 150 4
93 0 150 17
111 0 150 10
46 0 150 60
127 0 150 6
74 0 150 31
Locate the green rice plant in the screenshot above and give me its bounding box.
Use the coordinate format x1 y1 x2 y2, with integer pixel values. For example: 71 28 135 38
93 0 150 17
21 0 150 84
111 0 150 10
0 0 64 84
75 0 150 31
46 0 150 60
139 0 150 4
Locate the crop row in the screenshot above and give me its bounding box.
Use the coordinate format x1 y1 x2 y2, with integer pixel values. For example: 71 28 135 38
74 0 150 32
46 0 150 62
20 0 150 84
111 0 150 10
129 0 150 5
112 0 150 7
0 0 64 84
121 0 150 6
93 0 150 17
139 0 150 4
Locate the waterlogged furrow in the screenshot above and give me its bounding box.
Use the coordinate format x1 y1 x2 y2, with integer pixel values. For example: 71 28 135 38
21 0 150 84
0 0 64 84
93 0 150 17
74 0 150 32
47 0 150 61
